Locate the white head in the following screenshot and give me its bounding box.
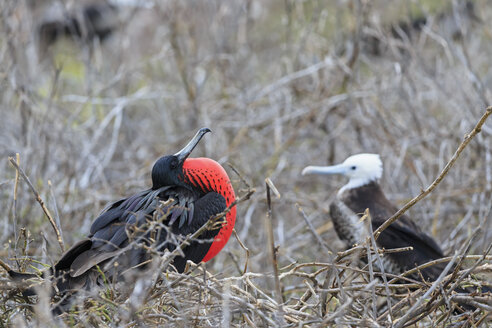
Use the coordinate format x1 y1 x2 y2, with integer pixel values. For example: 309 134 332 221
302 153 383 193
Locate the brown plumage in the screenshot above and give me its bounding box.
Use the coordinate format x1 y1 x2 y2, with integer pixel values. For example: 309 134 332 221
331 181 446 280
303 153 447 281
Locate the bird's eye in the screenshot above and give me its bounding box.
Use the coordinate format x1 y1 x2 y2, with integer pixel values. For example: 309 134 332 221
170 158 179 169
351 166 356 170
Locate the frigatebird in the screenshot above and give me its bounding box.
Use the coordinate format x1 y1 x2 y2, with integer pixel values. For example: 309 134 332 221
37 2 118 48
5 127 236 311
302 153 449 281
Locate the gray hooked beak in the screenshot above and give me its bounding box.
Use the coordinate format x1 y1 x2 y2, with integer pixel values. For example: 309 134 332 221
175 127 211 162
302 164 348 176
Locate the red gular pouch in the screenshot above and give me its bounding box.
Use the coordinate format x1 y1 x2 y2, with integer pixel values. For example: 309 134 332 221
183 157 236 262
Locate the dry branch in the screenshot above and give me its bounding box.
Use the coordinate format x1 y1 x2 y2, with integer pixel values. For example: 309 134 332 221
8 156 65 252
264 177 285 325
375 106 492 240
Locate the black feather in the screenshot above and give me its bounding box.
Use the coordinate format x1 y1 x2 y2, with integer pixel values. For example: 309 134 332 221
336 181 446 280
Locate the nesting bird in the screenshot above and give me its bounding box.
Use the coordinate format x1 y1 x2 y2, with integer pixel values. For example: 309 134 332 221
302 153 447 280
6 128 236 312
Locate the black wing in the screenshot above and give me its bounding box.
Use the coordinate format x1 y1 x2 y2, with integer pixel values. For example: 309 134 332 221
372 215 446 280
55 186 226 278
364 191 445 280
169 191 226 272
341 182 445 280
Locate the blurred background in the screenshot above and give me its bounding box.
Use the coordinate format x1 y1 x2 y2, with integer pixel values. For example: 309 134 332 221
0 0 491 324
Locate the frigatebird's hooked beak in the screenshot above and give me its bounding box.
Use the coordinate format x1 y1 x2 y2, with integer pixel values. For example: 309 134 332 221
175 127 211 163
302 164 348 176
302 154 383 192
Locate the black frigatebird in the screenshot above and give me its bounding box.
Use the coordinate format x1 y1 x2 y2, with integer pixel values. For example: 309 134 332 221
5 127 236 311
37 2 119 49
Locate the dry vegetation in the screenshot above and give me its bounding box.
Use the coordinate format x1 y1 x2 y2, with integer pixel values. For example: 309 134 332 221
0 0 491 326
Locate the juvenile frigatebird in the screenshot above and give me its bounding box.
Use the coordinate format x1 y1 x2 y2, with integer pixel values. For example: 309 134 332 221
302 153 450 281
5 127 236 311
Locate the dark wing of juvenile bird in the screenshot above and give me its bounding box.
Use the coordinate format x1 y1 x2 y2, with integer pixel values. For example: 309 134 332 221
372 213 446 280
341 182 446 280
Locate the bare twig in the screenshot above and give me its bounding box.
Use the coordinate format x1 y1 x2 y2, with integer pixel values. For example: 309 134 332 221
0 258 12 272
48 180 63 247
226 163 252 190
374 106 492 240
8 157 65 252
296 204 334 254
13 153 20 248
393 253 458 328
366 209 393 321
264 177 285 324
232 229 250 274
